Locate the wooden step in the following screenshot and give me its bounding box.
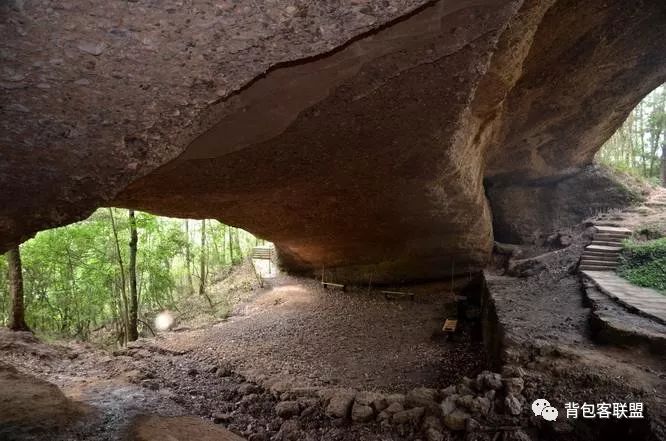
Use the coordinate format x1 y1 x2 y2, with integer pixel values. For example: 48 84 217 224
594 226 632 235
591 240 624 247
580 254 620 262
580 254 618 262
579 265 616 271
580 259 619 266
582 249 620 255
594 233 628 240
586 244 622 252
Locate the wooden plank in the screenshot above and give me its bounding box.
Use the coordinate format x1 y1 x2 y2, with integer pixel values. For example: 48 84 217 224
322 282 345 291
594 226 632 235
442 319 458 333
381 290 415 301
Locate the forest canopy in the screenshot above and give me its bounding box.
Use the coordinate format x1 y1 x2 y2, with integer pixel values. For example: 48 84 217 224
0 208 262 343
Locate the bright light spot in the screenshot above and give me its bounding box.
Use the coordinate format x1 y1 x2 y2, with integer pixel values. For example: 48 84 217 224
155 311 174 331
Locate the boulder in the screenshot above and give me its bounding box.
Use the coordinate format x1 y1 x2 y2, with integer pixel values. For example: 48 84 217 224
422 415 443 432
275 401 300 419
276 420 301 441
476 371 503 391
504 394 523 416
376 411 391 422
372 396 389 412
501 365 526 379
355 391 383 408
385 393 406 405
351 402 374 422
425 428 445 441
385 402 405 414
470 397 491 416
0 365 86 437
325 389 356 419
212 413 232 424
506 258 547 278
440 385 457 397
443 409 471 431
405 387 440 414
440 396 457 416
503 377 525 396
466 418 481 432
237 383 259 395
391 407 425 426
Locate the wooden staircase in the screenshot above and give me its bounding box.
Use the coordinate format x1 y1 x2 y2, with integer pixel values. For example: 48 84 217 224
579 226 632 272
250 245 275 287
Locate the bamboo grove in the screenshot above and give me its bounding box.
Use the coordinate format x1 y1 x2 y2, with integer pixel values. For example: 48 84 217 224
0 209 260 344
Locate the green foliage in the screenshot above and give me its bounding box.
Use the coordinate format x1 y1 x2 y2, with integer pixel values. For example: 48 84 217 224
1 209 262 343
596 84 665 181
618 238 666 294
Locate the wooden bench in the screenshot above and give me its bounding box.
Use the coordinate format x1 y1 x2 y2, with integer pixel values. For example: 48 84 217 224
381 290 415 301
322 282 346 291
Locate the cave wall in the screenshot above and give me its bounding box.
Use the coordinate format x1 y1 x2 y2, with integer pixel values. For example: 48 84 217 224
487 165 643 245
1 0 665 283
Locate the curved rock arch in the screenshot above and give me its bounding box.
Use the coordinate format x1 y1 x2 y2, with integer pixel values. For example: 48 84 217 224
1 0 665 283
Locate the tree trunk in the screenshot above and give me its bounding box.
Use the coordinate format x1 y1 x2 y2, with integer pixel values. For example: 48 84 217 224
5 246 30 332
661 145 666 187
184 220 194 295
127 210 139 341
227 226 234 264
199 220 207 296
199 220 213 308
108 208 129 345
234 228 241 261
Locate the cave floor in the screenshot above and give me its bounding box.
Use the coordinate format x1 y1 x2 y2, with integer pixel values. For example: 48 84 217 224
0 276 488 441
160 274 487 392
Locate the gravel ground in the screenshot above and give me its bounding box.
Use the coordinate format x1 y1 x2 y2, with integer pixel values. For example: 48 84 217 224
162 274 487 392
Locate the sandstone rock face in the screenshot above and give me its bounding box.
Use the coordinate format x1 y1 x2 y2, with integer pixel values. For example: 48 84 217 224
488 165 642 244
1 0 665 282
0 362 86 438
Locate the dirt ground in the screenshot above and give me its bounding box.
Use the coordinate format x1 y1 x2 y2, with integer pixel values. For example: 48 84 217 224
163 275 486 392
0 273 488 441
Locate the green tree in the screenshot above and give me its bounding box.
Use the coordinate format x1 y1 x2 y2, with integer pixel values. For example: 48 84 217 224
598 84 666 183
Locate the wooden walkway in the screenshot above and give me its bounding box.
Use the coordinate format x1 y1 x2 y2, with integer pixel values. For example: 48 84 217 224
582 270 666 326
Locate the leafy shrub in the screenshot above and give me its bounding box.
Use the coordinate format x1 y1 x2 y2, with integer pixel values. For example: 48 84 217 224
618 238 666 293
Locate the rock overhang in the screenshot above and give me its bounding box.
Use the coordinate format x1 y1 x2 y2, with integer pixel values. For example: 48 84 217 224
1 0 665 283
